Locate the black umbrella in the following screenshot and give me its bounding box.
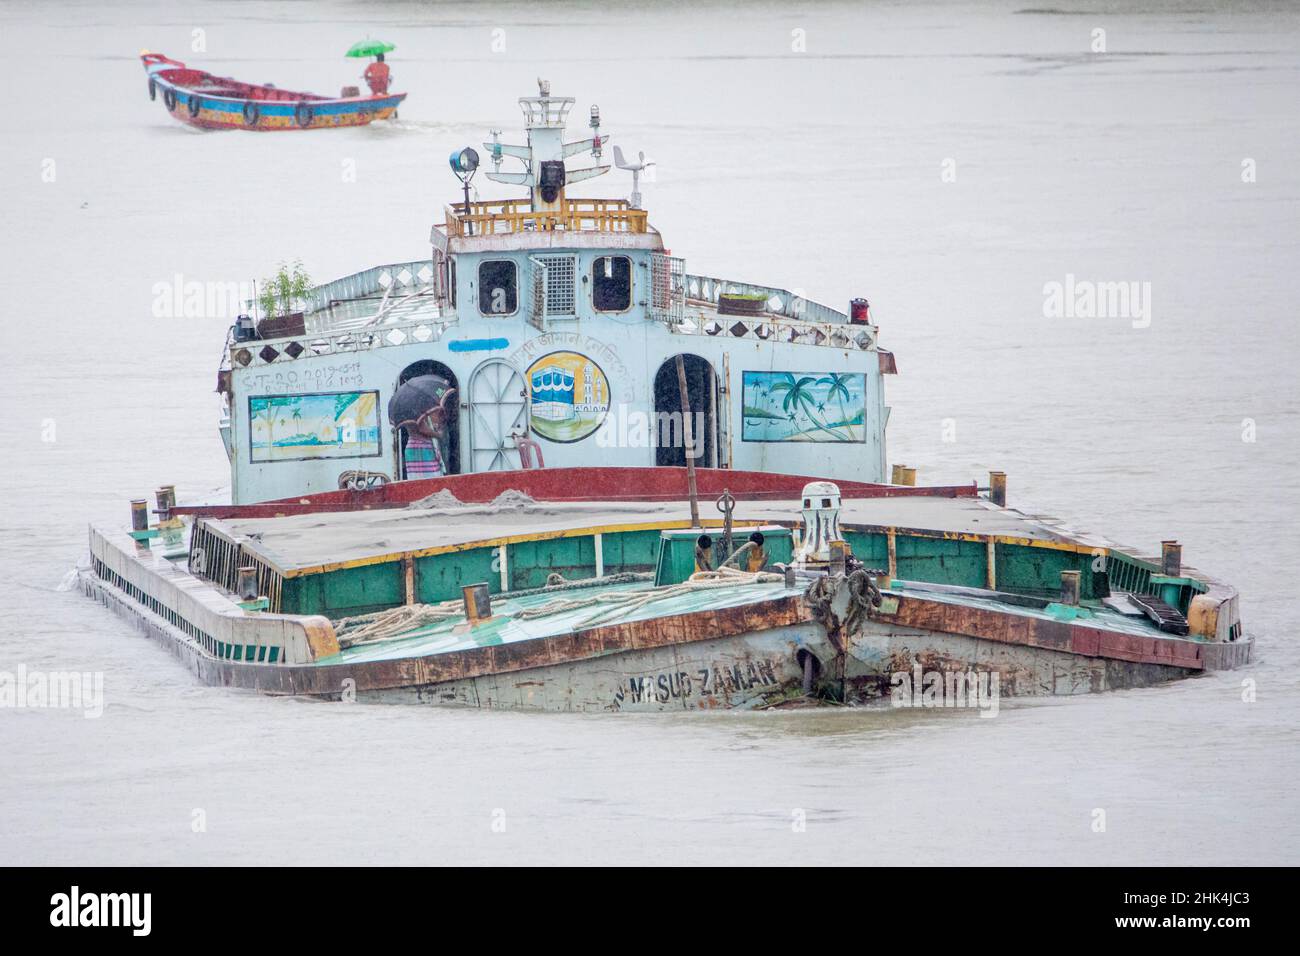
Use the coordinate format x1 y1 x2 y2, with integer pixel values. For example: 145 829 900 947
388 375 457 437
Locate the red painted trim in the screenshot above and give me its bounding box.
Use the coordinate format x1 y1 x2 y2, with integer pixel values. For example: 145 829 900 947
172 467 978 520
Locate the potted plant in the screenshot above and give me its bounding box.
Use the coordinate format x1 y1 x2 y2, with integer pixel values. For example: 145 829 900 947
717 291 768 316
255 260 312 338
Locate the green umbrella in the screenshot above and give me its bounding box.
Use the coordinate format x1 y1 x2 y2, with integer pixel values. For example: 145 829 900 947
345 39 395 58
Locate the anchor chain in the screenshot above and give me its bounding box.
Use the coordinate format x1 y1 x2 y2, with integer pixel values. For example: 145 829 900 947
804 568 883 651
715 488 735 561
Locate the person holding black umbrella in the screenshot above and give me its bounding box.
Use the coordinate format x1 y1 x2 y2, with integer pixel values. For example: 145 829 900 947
389 375 457 479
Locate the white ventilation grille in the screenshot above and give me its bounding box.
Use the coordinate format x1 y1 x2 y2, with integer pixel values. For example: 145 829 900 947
534 254 577 316
649 253 686 324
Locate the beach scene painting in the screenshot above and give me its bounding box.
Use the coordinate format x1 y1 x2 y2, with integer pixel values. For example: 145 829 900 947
742 371 866 443
248 390 381 462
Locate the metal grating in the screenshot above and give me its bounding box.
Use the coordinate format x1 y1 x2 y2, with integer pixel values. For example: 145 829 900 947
189 520 286 613
649 253 686 324
534 255 577 316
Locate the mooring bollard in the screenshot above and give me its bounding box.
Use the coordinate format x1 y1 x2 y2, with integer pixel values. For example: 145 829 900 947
462 582 492 622
1060 569 1081 606
237 565 258 601
130 499 149 532
1161 540 1182 576
783 564 797 588
989 471 1007 507
154 487 174 520
829 540 849 577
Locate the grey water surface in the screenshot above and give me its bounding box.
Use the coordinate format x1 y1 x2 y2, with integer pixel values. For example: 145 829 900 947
1 0 1296 864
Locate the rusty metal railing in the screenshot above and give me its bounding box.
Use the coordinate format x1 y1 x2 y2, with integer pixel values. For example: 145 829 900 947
189 519 286 613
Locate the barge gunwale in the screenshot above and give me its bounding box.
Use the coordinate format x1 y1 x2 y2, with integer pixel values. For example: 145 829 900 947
85 518 1246 679
80 536 1240 708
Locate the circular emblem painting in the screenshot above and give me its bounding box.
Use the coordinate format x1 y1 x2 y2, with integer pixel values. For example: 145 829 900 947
527 351 610 443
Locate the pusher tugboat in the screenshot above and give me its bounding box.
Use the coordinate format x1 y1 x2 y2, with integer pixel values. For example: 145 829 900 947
81 82 1249 711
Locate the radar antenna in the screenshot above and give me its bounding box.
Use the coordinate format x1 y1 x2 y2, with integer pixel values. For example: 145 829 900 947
613 145 655 210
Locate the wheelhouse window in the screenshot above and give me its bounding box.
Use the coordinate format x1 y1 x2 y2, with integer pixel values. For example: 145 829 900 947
478 260 517 316
592 256 632 312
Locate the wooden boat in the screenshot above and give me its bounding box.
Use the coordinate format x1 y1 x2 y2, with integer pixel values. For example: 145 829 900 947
140 52 405 131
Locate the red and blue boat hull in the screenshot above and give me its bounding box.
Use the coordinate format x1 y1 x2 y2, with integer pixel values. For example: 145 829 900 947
141 52 405 131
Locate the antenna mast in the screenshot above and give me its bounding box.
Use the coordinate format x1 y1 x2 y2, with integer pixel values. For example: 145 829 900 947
484 79 610 213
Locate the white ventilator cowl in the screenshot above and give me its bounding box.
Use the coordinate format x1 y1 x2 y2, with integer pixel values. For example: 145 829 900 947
798 481 842 562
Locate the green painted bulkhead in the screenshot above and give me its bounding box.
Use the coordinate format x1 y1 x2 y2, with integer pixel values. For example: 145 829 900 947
654 526 794 586
839 529 1202 607
281 528 663 618
271 521 1202 621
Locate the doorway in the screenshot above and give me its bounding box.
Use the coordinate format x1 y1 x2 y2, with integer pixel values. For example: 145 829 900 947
394 360 460 478
653 354 718 468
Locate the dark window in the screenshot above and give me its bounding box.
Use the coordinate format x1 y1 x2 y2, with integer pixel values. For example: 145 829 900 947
592 256 632 312
446 258 457 308
478 260 517 315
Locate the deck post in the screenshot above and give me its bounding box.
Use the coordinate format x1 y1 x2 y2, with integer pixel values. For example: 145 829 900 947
985 537 997 590
237 566 258 601
130 499 149 532
1060 570 1081 605
989 471 1007 507
1161 540 1182 576
462 583 491 622
676 354 700 526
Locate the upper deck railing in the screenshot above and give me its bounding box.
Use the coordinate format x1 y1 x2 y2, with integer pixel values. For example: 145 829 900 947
683 273 847 326
300 260 435 316
443 197 649 238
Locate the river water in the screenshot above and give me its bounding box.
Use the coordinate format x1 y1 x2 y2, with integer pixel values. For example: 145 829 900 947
1 0 1297 864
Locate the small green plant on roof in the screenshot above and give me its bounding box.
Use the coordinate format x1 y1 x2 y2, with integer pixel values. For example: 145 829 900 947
258 260 312 319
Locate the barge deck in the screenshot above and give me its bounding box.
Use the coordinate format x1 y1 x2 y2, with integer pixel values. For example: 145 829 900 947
80 475 1250 712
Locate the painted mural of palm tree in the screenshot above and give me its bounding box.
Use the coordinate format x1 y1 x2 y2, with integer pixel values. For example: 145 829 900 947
254 403 277 451
817 373 858 440
769 374 848 440
291 406 303 439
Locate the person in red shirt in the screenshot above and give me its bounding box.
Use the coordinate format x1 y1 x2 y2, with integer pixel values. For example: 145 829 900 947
363 53 390 95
